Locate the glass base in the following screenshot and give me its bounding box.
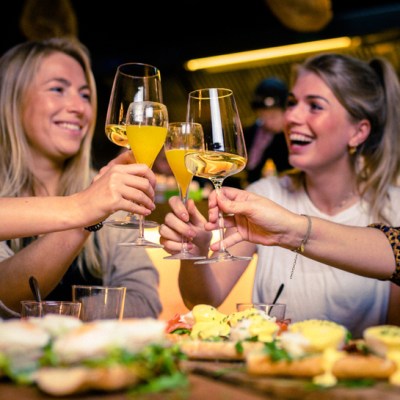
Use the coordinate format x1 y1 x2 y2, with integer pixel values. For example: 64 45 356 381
118 238 163 248
194 251 252 264
103 218 159 229
164 252 206 260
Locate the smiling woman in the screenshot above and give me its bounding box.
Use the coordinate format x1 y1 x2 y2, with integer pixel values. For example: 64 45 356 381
159 51 400 339
0 37 162 320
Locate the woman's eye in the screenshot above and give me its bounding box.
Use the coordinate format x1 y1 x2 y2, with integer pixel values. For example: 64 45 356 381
310 102 323 111
80 92 91 101
286 98 296 108
50 86 64 93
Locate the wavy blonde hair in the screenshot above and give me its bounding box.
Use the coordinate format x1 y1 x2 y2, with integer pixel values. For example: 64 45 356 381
289 53 400 223
0 37 102 276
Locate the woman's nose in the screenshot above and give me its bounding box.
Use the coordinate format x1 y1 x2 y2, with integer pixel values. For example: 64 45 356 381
285 105 303 125
66 92 87 114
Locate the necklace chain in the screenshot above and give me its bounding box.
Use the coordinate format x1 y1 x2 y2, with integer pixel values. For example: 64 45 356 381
304 184 358 212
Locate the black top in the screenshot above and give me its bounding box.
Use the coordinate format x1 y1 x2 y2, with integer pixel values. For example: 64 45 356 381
9 237 102 301
244 124 291 184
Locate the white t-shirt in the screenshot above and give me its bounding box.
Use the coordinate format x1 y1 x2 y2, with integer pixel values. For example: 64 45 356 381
247 176 400 338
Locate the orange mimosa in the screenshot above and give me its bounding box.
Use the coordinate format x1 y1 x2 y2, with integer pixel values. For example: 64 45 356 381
165 148 193 199
126 125 167 167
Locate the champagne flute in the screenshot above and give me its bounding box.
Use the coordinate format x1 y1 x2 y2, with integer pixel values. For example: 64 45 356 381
119 101 168 247
104 62 162 229
185 88 252 263
163 122 206 260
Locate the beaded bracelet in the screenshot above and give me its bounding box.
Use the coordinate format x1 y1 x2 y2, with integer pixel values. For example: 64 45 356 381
290 214 312 279
84 222 103 232
368 223 400 285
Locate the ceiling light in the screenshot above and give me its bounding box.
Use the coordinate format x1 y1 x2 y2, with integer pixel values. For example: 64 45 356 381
185 36 360 72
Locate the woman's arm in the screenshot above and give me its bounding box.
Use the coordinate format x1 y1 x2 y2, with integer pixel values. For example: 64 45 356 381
207 187 396 281
0 162 156 240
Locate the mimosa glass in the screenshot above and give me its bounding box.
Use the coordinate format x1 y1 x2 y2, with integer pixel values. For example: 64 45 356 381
119 101 168 247
103 62 162 229
164 122 206 260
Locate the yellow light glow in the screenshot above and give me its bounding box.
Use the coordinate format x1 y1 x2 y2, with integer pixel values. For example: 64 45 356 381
185 37 360 72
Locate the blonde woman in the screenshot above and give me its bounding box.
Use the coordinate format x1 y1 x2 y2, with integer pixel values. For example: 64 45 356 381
160 53 400 338
0 38 161 318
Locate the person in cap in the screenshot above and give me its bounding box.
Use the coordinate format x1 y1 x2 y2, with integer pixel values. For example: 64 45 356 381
244 77 292 184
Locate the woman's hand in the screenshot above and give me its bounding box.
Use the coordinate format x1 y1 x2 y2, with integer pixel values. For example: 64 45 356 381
75 163 156 226
159 196 212 257
206 187 297 250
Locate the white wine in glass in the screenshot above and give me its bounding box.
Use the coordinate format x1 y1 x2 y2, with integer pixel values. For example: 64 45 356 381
104 62 162 229
163 122 206 260
119 101 168 247
185 88 252 263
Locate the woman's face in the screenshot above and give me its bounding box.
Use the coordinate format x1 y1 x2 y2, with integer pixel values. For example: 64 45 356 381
284 71 359 175
22 52 93 165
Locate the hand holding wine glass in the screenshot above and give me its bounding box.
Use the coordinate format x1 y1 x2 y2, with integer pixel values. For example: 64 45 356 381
119 101 168 247
163 122 206 260
104 62 162 229
185 88 252 263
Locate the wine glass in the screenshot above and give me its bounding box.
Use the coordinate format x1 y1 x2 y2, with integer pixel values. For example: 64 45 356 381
103 62 162 229
185 88 252 263
163 122 206 260
119 101 168 247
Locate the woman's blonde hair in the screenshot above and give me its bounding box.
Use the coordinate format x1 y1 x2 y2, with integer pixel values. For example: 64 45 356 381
289 53 400 223
0 37 102 276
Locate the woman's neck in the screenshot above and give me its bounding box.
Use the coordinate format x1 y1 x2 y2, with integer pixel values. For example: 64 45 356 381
29 155 64 196
304 173 360 216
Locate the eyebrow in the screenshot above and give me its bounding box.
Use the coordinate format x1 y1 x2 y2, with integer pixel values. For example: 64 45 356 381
288 92 330 104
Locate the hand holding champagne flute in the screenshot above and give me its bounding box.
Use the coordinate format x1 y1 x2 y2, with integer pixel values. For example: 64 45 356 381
104 62 162 228
185 88 252 263
163 122 206 260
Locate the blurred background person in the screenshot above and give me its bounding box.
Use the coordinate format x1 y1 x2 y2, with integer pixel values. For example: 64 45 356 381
244 77 292 184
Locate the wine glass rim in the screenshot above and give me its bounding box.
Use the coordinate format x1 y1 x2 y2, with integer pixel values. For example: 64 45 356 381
168 121 202 128
126 100 167 110
189 88 233 99
117 62 161 78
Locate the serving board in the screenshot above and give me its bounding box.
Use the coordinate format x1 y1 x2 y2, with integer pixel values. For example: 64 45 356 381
182 360 400 400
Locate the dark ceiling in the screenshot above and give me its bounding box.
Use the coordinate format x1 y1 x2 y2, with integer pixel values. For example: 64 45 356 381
2 1 400 167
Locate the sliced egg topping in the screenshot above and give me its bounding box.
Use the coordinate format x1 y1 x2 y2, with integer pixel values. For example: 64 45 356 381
228 308 279 342
190 305 230 340
364 325 400 385
281 319 347 387
189 305 280 341
288 319 347 353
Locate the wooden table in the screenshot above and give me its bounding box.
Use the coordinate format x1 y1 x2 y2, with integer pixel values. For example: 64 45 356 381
2 360 400 400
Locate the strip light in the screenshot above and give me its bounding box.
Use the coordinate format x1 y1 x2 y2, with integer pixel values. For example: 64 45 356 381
185 37 359 72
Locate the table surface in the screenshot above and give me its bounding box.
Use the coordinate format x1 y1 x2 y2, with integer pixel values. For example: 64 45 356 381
2 360 400 400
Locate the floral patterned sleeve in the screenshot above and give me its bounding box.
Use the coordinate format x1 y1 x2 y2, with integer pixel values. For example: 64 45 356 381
369 223 400 286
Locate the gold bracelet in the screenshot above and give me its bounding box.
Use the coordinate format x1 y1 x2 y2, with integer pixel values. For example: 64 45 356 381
290 214 312 279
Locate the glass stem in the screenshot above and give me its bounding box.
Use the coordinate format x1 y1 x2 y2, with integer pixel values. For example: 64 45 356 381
138 214 145 239
212 179 226 253
180 185 190 254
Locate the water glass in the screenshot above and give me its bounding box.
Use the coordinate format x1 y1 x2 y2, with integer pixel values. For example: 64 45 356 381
72 285 126 321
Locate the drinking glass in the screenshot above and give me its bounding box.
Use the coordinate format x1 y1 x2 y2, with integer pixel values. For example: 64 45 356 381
72 285 126 322
119 101 168 247
163 122 206 260
103 62 162 229
185 88 252 263
20 300 81 318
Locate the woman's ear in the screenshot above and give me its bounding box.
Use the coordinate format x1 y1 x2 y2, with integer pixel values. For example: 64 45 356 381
348 119 371 148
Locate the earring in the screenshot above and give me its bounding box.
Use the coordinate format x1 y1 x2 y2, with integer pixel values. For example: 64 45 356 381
348 146 357 155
